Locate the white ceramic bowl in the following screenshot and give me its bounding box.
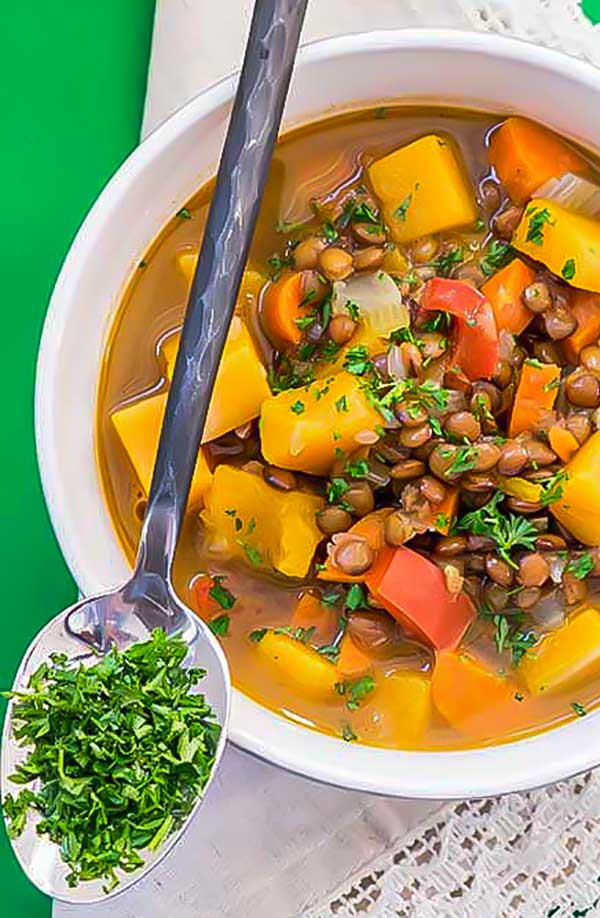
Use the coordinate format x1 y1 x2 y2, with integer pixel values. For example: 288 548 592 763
37 30 600 798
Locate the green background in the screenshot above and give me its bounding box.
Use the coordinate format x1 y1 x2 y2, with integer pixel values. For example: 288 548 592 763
0 2 155 914
2 2 600 915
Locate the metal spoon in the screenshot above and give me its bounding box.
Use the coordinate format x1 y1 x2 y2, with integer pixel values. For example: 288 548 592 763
1 0 308 903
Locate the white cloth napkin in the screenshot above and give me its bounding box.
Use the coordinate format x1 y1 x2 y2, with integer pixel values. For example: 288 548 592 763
55 2 600 917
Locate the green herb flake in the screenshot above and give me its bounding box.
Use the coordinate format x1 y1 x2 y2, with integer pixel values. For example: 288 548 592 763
137 259 147 270
345 300 360 321
327 477 350 504
561 258 576 281
209 614 230 636
322 221 339 243
176 207 192 220
249 628 267 643
208 581 237 610
341 723 358 742
290 400 305 415
480 240 515 277
435 246 464 277
2 631 220 890
335 675 375 711
571 701 587 717
457 492 538 567
345 459 369 479
434 512 449 530
343 345 371 376
335 395 349 413
345 583 367 612
237 541 262 568
525 206 555 246
566 552 595 580
393 192 413 223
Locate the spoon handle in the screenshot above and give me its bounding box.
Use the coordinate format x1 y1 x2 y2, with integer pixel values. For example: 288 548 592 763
135 0 308 582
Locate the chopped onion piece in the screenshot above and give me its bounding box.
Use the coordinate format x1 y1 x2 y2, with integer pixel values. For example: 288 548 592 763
533 172 600 219
331 271 409 338
387 344 407 382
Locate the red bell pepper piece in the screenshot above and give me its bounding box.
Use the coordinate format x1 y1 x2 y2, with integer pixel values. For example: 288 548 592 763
422 277 500 381
365 546 475 651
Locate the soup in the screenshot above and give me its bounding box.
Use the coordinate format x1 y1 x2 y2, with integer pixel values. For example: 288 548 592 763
97 106 600 750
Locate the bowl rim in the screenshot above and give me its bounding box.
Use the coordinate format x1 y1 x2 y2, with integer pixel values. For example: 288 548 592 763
36 28 600 799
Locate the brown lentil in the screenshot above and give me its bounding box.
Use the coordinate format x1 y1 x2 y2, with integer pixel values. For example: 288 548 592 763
485 554 515 587
353 245 385 271
352 222 387 246
293 236 326 270
399 424 432 449
318 246 353 281
263 466 297 492
516 586 542 610
498 441 529 476
517 552 550 588
328 315 357 345
565 372 600 408
390 459 426 480
419 476 447 504
434 535 468 558
444 411 481 442
344 481 375 517
562 571 588 605
473 442 501 472
493 205 524 238
384 511 414 546
544 307 577 340
580 345 600 373
522 281 552 313
332 538 374 576
316 506 353 535
411 236 439 264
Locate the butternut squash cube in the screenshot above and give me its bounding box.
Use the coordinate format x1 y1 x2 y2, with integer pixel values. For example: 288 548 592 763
111 392 212 507
551 431 600 546
259 371 381 475
368 134 477 244
176 250 265 310
255 631 338 700
160 316 271 443
201 464 323 578
519 606 600 695
513 199 600 294
375 670 431 745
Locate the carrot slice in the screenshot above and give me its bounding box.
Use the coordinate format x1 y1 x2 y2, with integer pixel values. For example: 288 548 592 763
318 508 393 583
508 360 561 437
562 290 600 364
432 487 459 535
481 258 537 335
291 592 337 645
489 117 589 205
260 271 306 349
548 425 580 463
336 634 372 678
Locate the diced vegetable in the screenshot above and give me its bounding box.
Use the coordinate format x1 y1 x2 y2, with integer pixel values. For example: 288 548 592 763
201 465 323 578
160 316 271 442
432 487 459 535
368 134 477 243
355 671 431 747
489 117 589 205
365 546 475 651
508 360 561 437
512 199 600 294
291 592 337 644
255 631 338 700
562 290 600 364
111 392 213 507
331 271 409 339
260 271 308 350
497 475 543 505
432 650 520 739
534 172 600 219
422 278 499 381
381 245 410 275
551 431 600 545
548 425 580 464
481 258 537 335
519 606 600 694
336 634 373 678
259 371 381 475
318 509 393 583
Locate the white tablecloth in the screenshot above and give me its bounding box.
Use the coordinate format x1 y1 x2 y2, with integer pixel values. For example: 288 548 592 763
55 3 600 916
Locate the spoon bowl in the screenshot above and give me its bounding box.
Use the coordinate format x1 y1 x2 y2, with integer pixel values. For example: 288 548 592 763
1 589 230 904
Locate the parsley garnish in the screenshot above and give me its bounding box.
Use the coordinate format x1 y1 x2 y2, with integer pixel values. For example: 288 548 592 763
561 258 576 281
327 477 350 504
566 552 594 580
480 240 515 277
208 580 237 610
2 631 220 890
176 207 192 220
457 493 538 567
322 221 339 243
491 614 537 665
571 702 587 717
345 300 360 321
343 345 371 376
335 675 375 710
335 395 349 413
209 614 230 636
249 628 267 643
525 206 555 246
393 192 413 222
446 445 478 475
345 459 369 479
290 400 305 415
238 541 262 567
345 583 367 611
539 469 569 507
435 245 464 277
341 723 358 742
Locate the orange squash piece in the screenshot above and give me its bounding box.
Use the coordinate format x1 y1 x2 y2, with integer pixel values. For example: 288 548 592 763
481 258 537 335
508 360 561 437
260 271 307 350
318 509 393 583
432 651 522 740
489 117 589 204
336 634 372 678
291 592 338 645
432 487 459 535
562 290 600 365
548 425 580 464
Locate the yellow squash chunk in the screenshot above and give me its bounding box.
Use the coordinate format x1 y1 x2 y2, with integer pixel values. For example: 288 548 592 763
201 464 323 578
160 316 271 443
260 371 381 475
255 631 338 700
520 606 600 695
176 252 265 305
551 431 600 545
373 670 431 745
368 134 477 244
111 392 212 507
513 199 600 294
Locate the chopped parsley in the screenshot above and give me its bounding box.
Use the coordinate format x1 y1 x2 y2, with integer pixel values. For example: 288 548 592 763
322 221 339 243
345 459 369 479
266 252 294 279
446 445 478 475
237 541 262 568
571 702 587 717
345 583 367 611
209 614 230 636
539 469 569 507
393 189 415 223
345 300 360 321
290 400 305 415
327 477 350 504
491 614 537 665
525 205 555 246
480 240 515 277
176 207 192 220
341 723 358 742
208 580 237 610
335 395 349 413
335 675 375 710
249 628 267 643
457 493 538 567
435 245 464 277
343 345 371 376
561 258 576 281
566 552 595 580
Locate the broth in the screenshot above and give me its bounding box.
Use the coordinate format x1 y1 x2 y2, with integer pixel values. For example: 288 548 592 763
97 106 600 750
